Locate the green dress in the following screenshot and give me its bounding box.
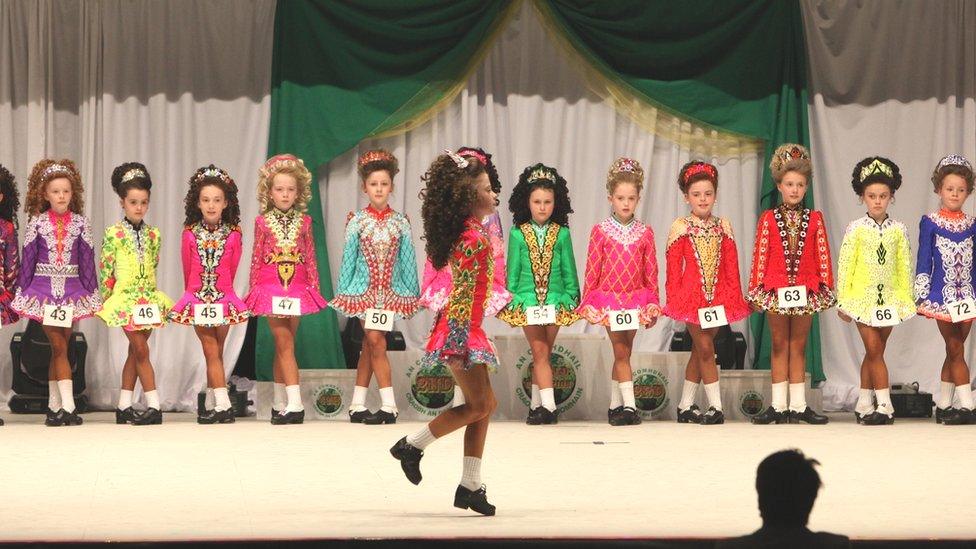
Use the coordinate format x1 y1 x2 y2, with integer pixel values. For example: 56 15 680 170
96 219 174 330
497 221 581 327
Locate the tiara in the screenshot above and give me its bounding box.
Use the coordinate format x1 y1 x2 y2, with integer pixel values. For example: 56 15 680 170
357 150 395 167
938 154 972 171
121 168 146 183
40 163 71 180
682 162 717 183
260 154 306 177
194 165 234 187
528 166 556 184
859 158 893 183
607 157 644 184
444 149 468 169
457 148 488 167
777 145 809 164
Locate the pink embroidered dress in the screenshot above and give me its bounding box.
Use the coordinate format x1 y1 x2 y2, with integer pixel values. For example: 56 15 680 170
576 215 661 326
423 217 498 371
419 212 511 316
168 222 250 325
245 208 327 317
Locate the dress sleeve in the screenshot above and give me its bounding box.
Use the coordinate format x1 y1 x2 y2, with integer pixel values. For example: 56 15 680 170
719 223 746 299
77 217 100 293
505 227 523 299
98 227 117 301
835 222 858 301
391 215 420 297
914 217 933 301
559 227 581 303
16 218 39 291
748 213 770 293
3 221 20 300
248 217 264 290
442 230 489 358
334 212 362 295
580 225 604 301
180 229 194 286
814 211 834 289
895 224 915 308
300 215 322 292
642 226 660 305
226 228 243 279
664 220 684 308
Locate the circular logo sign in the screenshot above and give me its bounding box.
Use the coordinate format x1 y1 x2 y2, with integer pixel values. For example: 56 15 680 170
312 384 344 417
520 352 578 406
633 369 669 415
410 360 455 412
739 389 765 417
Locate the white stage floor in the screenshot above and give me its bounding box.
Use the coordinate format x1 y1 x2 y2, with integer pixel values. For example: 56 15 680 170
0 412 970 542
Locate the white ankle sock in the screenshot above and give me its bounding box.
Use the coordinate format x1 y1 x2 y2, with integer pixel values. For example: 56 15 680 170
874 388 893 416
379 386 397 413
530 384 541 409
771 381 788 412
57 379 75 413
704 381 722 411
678 380 697 410
788 382 807 412
609 381 622 409
273 383 287 411
460 456 482 491
855 388 875 415
48 380 62 412
145 390 160 410
452 385 466 408
540 387 556 411
956 384 974 410
284 384 303 412
213 387 231 412
619 381 636 409
939 381 955 409
406 425 437 450
118 389 133 410
350 385 367 412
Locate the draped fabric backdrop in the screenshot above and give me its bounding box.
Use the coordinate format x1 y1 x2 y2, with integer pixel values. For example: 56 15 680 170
0 0 273 410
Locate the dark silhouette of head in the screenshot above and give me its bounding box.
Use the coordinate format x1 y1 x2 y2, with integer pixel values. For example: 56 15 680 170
756 449 822 528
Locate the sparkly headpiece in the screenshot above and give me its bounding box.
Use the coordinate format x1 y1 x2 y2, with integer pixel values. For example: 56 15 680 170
40 163 72 181
681 162 718 184
607 157 644 185
457 147 488 167
527 166 557 184
121 168 146 183
260 154 306 179
937 154 972 171
770 143 811 179
194 165 235 187
357 150 396 168
445 149 468 169
858 158 894 183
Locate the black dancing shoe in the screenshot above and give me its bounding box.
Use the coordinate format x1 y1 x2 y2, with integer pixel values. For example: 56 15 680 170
751 406 786 425
854 411 868 424
116 407 138 424
607 406 623 425
197 408 235 424
701 407 725 425
936 406 951 424
45 409 63 427
861 411 894 425
271 409 305 425
390 436 423 485
676 404 702 424
788 407 829 425
454 484 496 516
534 407 558 425
0 416 4 426
61 410 83 426
348 408 370 423
132 408 163 426
364 409 397 425
525 407 543 425
610 406 641 426
942 407 974 425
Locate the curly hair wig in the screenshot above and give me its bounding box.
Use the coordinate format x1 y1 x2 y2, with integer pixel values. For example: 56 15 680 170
0 164 21 226
851 157 902 195
257 154 312 214
25 158 84 216
183 164 241 227
420 154 487 269
110 161 153 199
508 163 573 227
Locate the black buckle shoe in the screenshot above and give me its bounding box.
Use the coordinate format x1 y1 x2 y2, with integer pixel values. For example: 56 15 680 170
854 410 871 424
534 407 558 425
526 407 542 425
349 408 370 423
861 411 894 425
116 407 138 424
943 407 973 425
610 406 641 426
701 407 725 425
454 485 496 516
271 409 305 425
936 406 951 424
390 437 423 485
607 406 623 424
133 408 163 426
789 406 829 425
197 408 235 424
364 409 397 425
61 410 83 426
45 409 63 427
676 404 702 424
751 406 786 425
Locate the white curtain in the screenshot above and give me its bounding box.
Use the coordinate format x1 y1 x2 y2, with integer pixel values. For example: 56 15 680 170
804 0 976 409
321 2 764 358
0 0 274 411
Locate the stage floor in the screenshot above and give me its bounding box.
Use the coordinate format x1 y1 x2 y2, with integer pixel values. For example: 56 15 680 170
0 412 970 542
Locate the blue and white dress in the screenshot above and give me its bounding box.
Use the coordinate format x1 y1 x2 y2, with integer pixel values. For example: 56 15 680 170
915 209 976 321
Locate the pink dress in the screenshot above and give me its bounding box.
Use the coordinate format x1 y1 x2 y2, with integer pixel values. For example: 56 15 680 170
419 212 511 316
424 217 498 371
576 216 661 326
244 209 327 317
168 222 250 326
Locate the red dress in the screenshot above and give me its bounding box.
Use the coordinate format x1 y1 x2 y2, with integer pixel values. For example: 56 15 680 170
423 217 498 371
747 204 836 314
663 215 750 324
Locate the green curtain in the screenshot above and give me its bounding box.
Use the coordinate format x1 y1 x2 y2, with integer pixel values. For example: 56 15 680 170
538 0 822 381
259 0 517 378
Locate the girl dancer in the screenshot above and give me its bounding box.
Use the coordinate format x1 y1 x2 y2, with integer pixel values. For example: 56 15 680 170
0 164 20 426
